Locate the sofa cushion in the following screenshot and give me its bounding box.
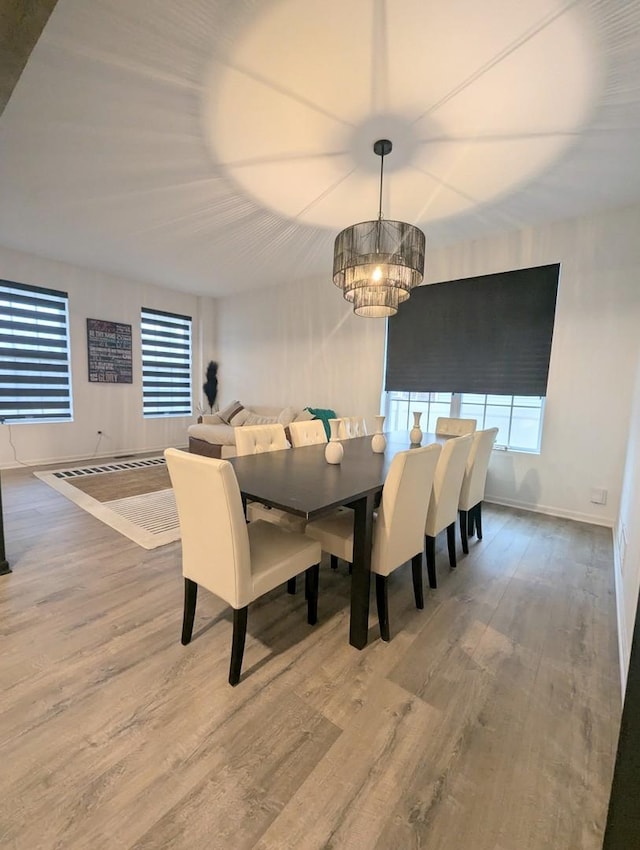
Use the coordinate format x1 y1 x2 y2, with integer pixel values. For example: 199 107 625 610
293 409 315 422
188 423 236 445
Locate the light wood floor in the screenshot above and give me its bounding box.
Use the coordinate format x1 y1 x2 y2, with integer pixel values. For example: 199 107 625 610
0 459 620 850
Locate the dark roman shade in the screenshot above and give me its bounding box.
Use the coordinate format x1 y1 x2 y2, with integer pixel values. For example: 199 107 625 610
385 264 560 396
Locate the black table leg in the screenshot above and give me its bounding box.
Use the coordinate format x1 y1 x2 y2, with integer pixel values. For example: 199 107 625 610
0 473 11 575
350 492 375 649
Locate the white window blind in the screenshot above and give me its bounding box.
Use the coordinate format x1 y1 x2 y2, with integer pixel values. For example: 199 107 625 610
0 279 73 423
141 307 192 417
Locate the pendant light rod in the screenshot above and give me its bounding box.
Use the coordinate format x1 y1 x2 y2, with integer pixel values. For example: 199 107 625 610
373 139 392 221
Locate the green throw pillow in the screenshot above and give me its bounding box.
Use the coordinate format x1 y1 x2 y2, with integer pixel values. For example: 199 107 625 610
305 407 337 439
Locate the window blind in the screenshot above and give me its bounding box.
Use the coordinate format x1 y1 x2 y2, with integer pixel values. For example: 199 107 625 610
385 264 559 396
0 279 73 423
141 307 192 417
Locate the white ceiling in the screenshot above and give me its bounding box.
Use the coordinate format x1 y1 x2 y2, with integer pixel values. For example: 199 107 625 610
1 0 640 297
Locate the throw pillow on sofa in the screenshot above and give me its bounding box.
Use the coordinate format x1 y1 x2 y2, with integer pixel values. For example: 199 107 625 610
243 411 279 425
218 400 244 424
277 406 295 427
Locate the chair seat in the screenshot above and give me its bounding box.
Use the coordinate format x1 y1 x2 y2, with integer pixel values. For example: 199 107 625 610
248 520 321 598
247 501 307 533
305 510 355 562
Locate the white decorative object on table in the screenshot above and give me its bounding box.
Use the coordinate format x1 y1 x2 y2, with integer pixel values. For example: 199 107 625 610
410 411 423 444
325 418 344 464
371 415 386 453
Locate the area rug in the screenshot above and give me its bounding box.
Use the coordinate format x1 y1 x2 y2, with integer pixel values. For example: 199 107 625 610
34 457 180 549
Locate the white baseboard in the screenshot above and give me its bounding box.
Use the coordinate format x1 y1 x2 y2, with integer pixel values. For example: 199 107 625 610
484 495 614 528
613 529 629 696
2 444 188 471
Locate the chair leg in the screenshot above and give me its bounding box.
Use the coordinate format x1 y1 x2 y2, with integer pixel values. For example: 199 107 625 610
468 510 475 537
287 577 297 595
181 578 198 645
375 574 390 641
348 561 353 575
229 606 248 686
475 502 483 540
447 523 457 568
330 554 338 570
425 535 437 589
459 510 469 555
306 564 319 625
411 552 424 609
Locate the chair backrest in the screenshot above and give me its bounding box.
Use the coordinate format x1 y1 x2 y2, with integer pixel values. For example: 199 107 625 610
435 417 477 436
372 444 441 575
425 434 473 536
337 418 351 439
164 449 251 608
351 416 367 437
288 419 327 447
234 423 289 456
459 427 498 511
338 416 367 439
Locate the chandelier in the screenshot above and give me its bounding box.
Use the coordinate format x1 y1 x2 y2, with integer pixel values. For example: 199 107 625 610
333 139 425 318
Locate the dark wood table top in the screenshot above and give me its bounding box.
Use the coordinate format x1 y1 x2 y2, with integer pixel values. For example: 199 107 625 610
229 431 447 518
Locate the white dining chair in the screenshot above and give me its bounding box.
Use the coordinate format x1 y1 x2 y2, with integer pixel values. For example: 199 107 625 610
458 427 498 553
164 449 321 685
424 434 473 588
337 417 351 439
288 419 327 447
234 424 307 534
235 423 289 455
435 417 477 436
289 416 351 571
304 444 442 640
337 416 367 439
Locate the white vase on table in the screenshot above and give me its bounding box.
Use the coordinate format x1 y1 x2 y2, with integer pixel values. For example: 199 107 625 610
325 418 344 464
371 415 386 453
410 411 423 444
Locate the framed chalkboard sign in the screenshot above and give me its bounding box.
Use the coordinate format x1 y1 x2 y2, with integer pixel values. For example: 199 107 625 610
87 318 133 383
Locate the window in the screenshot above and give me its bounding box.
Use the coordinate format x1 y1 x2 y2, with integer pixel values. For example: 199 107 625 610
384 391 544 452
0 279 73 423
384 264 558 453
141 308 192 417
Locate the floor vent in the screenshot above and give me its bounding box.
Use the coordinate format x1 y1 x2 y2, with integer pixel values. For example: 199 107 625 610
52 457 166 479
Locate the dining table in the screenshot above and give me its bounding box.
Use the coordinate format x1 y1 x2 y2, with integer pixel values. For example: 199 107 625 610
229 430 448 649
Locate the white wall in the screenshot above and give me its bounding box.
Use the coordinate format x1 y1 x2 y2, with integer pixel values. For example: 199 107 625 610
216 275 387 420
218 202 640 527
0 245 217 467
615 348 640 687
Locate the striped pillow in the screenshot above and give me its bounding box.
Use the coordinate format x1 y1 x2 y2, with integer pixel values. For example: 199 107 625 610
218 400 244 424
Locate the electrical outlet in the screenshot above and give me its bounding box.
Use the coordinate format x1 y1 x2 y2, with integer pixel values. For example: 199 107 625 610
590 488 607 505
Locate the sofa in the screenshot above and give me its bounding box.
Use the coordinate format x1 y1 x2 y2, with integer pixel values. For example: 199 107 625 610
188 401 315 459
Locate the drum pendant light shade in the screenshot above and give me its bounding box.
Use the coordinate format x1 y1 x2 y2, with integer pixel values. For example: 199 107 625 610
332 140 426 317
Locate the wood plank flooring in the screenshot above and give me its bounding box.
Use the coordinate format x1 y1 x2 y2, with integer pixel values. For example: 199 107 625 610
0 460 620 849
